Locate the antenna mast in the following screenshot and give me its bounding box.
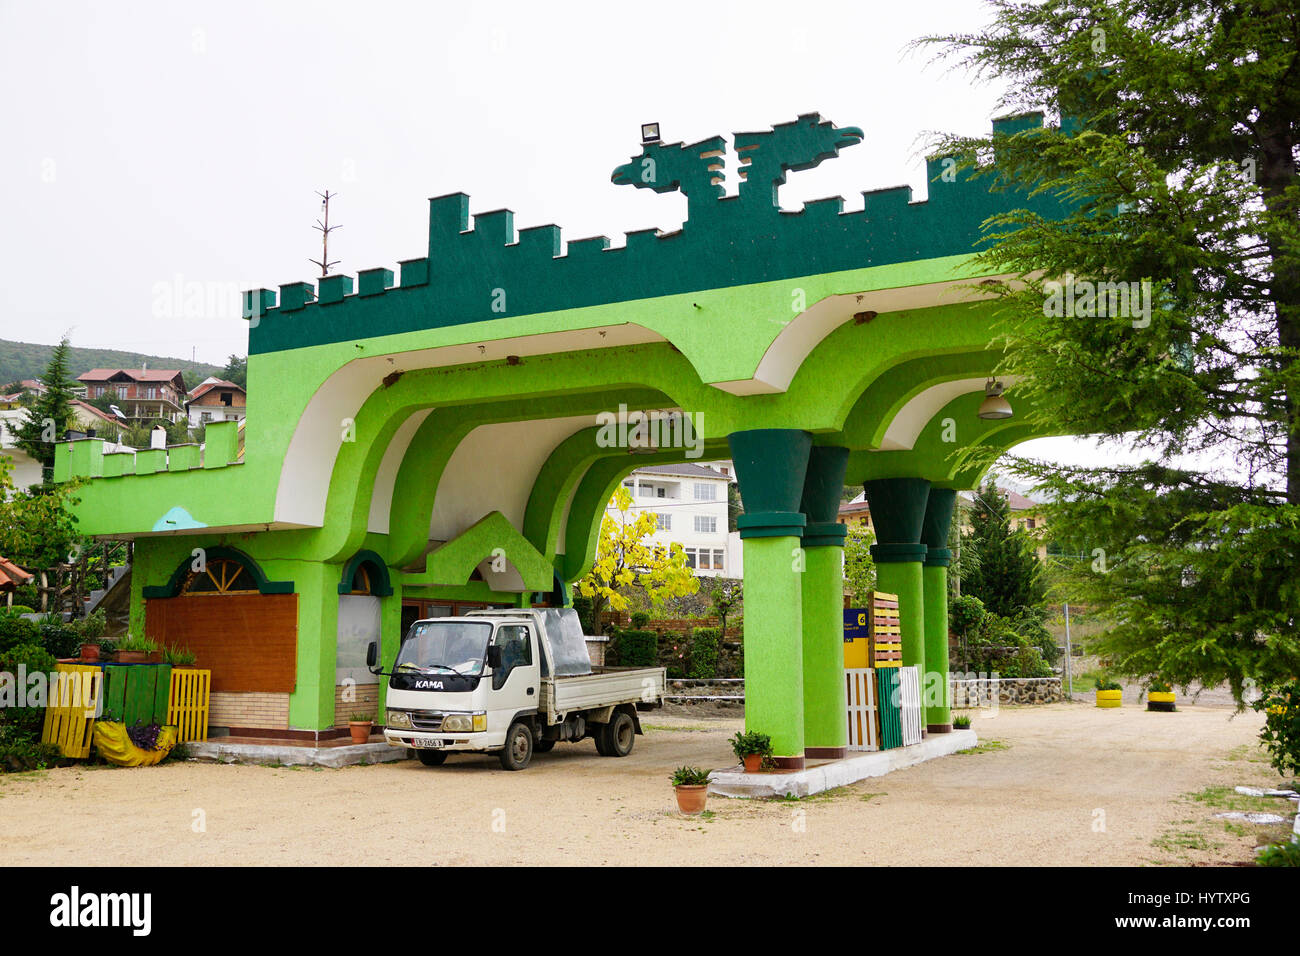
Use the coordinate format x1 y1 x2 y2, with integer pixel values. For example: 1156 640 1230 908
309 189 341 276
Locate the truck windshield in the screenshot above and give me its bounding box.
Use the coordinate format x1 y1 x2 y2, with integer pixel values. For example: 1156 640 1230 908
395 621 492 676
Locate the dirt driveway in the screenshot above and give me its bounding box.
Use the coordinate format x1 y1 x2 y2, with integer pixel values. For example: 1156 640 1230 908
0 701 1285 866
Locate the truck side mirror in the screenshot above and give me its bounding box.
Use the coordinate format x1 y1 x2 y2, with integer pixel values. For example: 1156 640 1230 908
366 641 378 668
486 645 502 669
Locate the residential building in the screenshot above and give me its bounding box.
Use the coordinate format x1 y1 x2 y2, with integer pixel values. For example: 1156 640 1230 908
611 461 740 577
0 410 43 489
76 368 187 423
186 377 247 427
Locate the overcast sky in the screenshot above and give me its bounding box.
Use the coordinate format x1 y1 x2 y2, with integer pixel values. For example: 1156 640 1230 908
0 0 1145 473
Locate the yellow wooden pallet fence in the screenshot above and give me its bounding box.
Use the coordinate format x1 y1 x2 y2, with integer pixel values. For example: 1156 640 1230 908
167 669 211 742
41 664 103 758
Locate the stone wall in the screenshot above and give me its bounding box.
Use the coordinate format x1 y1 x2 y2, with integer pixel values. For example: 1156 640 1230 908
950 677 1063 706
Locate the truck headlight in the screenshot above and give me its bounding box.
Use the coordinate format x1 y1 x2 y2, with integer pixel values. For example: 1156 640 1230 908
386 709 412 729
441 713 486 733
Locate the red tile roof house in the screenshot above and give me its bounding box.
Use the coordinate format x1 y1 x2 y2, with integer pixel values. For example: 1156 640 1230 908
76 368 187 423
184 377 246 427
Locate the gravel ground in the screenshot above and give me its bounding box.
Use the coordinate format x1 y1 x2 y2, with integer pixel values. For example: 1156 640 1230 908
0 700 1283 866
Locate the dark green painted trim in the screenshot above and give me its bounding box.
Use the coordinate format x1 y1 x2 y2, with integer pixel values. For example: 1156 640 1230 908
870 543 929 564
924 547 953 568
337 549 395 597
801 521 848 548
141 546 295 598
737 512 807 539
244 114 1070 354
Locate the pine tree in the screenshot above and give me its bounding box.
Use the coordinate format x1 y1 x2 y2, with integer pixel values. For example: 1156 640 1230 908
14 336 77 484
960 481 1045 619
920 1 1300 695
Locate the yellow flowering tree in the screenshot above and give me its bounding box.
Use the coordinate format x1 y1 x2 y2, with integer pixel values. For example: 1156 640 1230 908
575 486 698 633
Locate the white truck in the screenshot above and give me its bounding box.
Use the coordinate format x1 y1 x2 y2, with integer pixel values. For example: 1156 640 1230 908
370 607 666 770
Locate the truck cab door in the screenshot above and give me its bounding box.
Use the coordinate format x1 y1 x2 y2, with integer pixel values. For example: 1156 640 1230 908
488 623 539 723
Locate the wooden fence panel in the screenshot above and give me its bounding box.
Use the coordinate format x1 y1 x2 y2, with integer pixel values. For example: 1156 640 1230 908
168 669 211 743
40 664 102 758
899 665 923 746
877 668 903 750
845 668 878 751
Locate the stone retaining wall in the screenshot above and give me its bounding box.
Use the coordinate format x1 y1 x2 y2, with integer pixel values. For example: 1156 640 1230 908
950 677 1063 706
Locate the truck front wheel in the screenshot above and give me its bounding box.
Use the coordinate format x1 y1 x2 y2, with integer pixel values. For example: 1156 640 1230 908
416 750 448 766
498 721 534 771
603 711 636 757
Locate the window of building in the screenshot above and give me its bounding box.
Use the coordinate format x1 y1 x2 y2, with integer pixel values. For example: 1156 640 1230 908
712 550 725 571
683 550 696 569
694 515 717 534
639 484 655 497
655 513 671 531
694 482 717 501
146 386 158 399
1026 518 1036 529
220 391 233 406
200 411 213 423
182 558 258 595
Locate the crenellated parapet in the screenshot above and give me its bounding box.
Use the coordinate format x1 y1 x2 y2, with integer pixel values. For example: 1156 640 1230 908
54 419 241 483
242 112 1067 354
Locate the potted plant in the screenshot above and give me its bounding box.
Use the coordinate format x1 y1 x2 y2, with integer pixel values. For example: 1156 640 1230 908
1095 674 1123 708
349 711 374 744
730 730 773 773
952 713 972 730
76 608 107 661
1147 679 1176 712
671 765 711 814
114 634 157 663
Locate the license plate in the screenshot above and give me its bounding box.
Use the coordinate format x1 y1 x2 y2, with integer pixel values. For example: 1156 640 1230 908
412 738 444 750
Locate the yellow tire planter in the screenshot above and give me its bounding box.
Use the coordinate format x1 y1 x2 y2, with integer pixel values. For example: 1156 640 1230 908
1095 689 1123 708
93 722 178 767
1147 690 1176 712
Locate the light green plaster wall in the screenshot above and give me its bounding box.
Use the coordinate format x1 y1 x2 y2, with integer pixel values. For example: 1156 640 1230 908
800 545 847 751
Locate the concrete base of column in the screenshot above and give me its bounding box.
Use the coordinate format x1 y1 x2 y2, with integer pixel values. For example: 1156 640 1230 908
805 746 847 759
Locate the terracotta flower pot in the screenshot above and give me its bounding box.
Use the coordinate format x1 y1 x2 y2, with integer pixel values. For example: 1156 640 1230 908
349 721 373 745
743 754 762 773
674 784 708 815
79 643 100 662
115 650 148 663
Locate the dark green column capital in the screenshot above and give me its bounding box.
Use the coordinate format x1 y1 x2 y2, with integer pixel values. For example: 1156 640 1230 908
801 521 847 548
871 542 929 564
862 477 931 547
924 546 952 568
729 429 813 540
921 487 958 551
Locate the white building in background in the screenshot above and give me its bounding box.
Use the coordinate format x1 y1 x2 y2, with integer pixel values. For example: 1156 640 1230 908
612 461 742 578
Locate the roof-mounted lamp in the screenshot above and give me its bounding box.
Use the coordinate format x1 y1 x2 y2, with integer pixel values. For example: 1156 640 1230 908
641 122 661 144
977 378 1013 420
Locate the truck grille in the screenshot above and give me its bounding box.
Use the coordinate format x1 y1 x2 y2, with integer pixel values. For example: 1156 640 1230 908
409 712 444 732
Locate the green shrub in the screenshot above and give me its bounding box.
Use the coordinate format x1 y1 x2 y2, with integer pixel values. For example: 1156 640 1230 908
1095 674 1123 692
2 605 34 616
949 595 987 637
38 621 80 659
0 643 59 740
656 633 690 679
688 627 720 679
612 629 657 667
570 596 594 635
0 725 62 773
952 713 972 729
630 611 650 630
1256 840 1300 867
729 730 772 760
0 615 40 654
1254 680 1300 777
1011 611 1060 666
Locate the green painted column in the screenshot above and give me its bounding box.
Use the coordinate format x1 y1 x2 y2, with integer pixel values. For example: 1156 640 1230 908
863 478 930 728
921 488 957 732
729 428 812 770
799 445 850 759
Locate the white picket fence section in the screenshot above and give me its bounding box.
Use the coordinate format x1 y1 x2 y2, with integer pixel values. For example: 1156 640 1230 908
845 668 878 751
899 665 923 746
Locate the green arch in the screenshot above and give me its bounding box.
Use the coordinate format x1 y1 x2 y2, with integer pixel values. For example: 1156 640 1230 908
141 545 295 598
404 511 555 591
337 549 395 596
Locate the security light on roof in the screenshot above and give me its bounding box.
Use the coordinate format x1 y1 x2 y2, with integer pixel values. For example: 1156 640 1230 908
641 123 661 144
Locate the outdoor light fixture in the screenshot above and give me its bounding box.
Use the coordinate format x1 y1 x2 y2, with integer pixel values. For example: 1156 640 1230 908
641 122 661 144
977 378 1013 420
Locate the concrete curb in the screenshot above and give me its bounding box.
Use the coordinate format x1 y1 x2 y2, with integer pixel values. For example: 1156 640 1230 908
707 729 979 799
186 740 411 768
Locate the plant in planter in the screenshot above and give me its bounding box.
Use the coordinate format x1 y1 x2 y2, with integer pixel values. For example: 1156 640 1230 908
113 634 157 663
671 765 711 814
75 609 108 661
1147 679 1176 712
162 644 197 667
952 713 972 730
1095 674 1123 708
349 711 374 744
730 730 773 773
